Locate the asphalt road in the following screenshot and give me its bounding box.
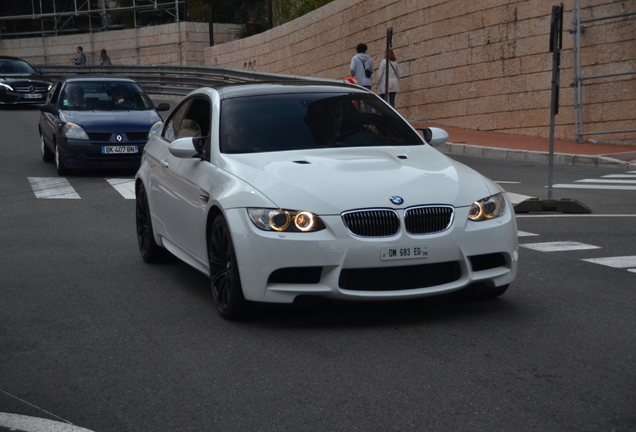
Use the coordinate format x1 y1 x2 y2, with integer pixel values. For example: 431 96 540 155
1 104 635 431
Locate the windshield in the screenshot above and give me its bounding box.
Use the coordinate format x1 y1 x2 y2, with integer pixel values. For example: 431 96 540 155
62 81 153 111
0 59 38 76
220 92 423 154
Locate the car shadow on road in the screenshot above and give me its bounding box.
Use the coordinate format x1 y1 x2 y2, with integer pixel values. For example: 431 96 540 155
235 293 520 328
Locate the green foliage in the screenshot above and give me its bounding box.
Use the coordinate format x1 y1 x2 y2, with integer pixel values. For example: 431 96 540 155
272 0 334 26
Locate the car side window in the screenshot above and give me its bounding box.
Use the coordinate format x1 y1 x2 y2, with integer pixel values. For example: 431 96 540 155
163 100 191 143
47 82 62 105
179 97 211 139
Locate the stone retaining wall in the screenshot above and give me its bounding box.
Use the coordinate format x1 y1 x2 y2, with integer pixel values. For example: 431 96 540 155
204 0 635 143
1 0 633 143
0 22 240 67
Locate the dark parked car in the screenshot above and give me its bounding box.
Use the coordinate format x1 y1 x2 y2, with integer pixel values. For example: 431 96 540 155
0 56 53 105
39 76 170 174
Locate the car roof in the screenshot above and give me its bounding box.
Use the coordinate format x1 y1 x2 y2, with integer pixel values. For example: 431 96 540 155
0 56 22 61
209 81 371 99
61 76 138 84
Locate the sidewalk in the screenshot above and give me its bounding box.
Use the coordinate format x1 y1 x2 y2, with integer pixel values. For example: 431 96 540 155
410 121 636 169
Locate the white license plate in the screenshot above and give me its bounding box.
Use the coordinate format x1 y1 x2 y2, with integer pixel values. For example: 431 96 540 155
102 145 139 154
381 246 428 260
23 93 42 99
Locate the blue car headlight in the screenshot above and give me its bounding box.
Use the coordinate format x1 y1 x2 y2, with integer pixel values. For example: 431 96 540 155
148 121 163 138
467 193 506 221
62 122 89 140
248 208 325 232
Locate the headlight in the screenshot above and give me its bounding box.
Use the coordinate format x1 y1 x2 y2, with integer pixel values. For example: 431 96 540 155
467 193 506 221
148 121 163 138
0 83 13 91
62 122 89 140
47 83 53 91
248 208 326 232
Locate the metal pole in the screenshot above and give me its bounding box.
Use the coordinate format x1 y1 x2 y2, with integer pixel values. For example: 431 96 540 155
548 4 563 200
384 27 392 104
208 4 214 46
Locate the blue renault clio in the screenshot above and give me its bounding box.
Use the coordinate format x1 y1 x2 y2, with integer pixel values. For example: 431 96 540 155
38 76 170 175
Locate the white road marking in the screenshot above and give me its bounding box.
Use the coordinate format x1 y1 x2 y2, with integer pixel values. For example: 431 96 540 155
575 179 636 184
517 231 539 237
506 192 535 205
551 184 636 190
582 256 636 269
28 177 81 199
520 241 601 252
107 179 136 199
0 413 96 432
601 174 636 178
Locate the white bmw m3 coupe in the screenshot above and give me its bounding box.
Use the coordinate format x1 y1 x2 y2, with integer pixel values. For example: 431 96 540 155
135 81 518 319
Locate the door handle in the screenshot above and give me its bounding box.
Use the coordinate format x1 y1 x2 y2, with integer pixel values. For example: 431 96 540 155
160 159 169 168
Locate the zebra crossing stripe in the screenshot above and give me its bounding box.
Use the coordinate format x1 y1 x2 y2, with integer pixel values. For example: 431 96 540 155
520 241 601 252
517 231 539 237
552 184 636 190
28 177 81 199
601 174 636 178
107 179 136 200
582 256 636 269
506 192 535 205
575 179 636 184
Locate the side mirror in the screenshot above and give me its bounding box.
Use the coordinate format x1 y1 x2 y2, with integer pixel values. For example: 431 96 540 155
168 137 199 159
416 127 449 147
156 103 170 112
168 136 208 160
39 104 56 114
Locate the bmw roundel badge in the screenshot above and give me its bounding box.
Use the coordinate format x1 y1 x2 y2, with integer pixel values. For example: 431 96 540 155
390 196 404 205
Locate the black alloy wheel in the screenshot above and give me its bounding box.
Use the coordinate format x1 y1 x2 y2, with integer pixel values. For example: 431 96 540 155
208 215 247 320
135 182 167 263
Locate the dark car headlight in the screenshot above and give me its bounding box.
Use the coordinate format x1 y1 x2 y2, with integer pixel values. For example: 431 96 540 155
467 193 506 221
248 208 326 232
0 83 13 91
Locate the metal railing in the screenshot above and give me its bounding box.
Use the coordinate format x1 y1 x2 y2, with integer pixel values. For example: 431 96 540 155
34 65 342 97
571 0 636 142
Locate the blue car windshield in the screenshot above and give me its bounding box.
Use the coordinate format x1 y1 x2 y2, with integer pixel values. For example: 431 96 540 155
62 82 153 111
220 92 423 154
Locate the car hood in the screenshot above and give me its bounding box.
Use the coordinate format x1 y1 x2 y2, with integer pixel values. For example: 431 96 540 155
62 109 161 131
221 146 500 214
0 75 51 85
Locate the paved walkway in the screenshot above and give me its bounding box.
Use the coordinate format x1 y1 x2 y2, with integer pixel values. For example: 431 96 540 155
410 121 636 168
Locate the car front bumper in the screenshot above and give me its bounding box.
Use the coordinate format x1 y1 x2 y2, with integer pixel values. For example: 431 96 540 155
57 139 147 169
225 204 519 304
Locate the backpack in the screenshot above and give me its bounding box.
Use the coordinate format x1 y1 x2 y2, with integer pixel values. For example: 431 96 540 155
360 57 372 78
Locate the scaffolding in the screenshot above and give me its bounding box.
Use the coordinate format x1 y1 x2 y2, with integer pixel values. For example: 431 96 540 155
0 0 185 39
571 0 636 142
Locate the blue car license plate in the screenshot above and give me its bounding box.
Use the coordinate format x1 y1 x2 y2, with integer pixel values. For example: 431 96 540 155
23 93 42 99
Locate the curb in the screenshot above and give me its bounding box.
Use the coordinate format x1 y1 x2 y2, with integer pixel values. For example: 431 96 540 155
440 142 636 169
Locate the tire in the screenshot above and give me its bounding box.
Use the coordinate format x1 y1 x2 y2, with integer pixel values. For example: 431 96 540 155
55 143 69 176
135 182 168 263
460 283 509 300
208 215 247 320
41 132 54 162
